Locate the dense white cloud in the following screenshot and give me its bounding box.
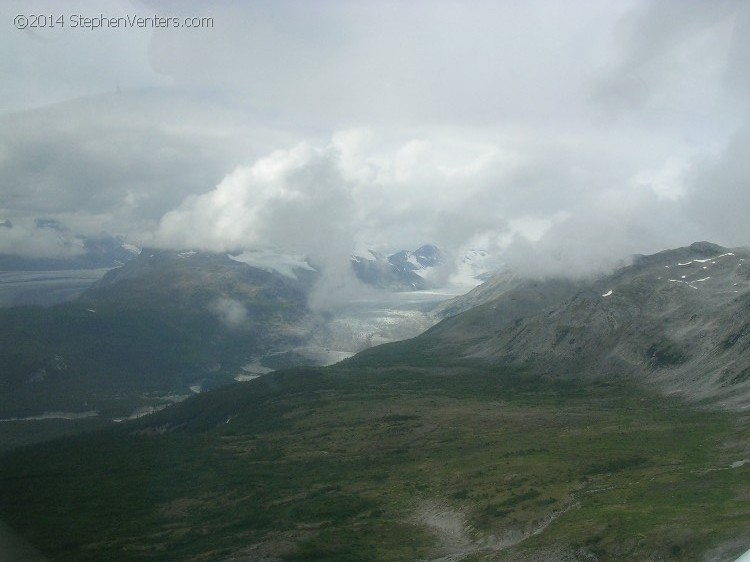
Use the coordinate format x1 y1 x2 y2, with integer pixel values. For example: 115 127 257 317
2 0 749 279
148 125 702 279
151 133 511 263
153 143 351 254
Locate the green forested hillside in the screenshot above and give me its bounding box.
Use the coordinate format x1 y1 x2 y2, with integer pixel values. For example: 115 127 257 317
0 348 747 561
0 251 313 428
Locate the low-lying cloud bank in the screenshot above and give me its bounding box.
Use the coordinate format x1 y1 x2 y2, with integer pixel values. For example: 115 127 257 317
1 1 749 286
143 124 747 282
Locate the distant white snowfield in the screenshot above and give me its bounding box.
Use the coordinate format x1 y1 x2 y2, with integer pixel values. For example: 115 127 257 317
229 249 315 280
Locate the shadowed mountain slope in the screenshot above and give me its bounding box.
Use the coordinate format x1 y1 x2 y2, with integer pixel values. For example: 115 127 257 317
0 250 314 421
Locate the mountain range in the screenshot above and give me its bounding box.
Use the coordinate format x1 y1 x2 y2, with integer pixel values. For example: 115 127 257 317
0 241 455 308
351 244 445 291
0 243 459 444
0 242 748 561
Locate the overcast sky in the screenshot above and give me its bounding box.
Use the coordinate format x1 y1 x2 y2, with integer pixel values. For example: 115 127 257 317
1 0 749 277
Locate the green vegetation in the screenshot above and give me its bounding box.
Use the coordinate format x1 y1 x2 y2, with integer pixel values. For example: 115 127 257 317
0 300 245 428
0 253 312 426
0 350 747 561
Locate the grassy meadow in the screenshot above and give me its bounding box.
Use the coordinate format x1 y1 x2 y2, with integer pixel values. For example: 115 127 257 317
0 345 748 560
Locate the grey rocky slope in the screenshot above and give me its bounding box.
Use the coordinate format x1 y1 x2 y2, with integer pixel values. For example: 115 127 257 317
421 242 750 409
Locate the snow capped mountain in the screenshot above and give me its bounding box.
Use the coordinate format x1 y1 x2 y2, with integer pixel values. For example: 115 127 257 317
350 244 510 292
351 244 445 291
389 244 444 271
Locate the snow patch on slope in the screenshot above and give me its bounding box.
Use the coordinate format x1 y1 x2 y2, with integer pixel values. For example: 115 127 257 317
449 249 504 290
121 243 142 255
229 249 315 279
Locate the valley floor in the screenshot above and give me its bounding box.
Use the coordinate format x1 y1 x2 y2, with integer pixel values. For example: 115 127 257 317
0 359 748 561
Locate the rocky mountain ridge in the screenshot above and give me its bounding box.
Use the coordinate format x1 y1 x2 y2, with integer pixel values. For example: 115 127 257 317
351 244 445 291
422 241 750 408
